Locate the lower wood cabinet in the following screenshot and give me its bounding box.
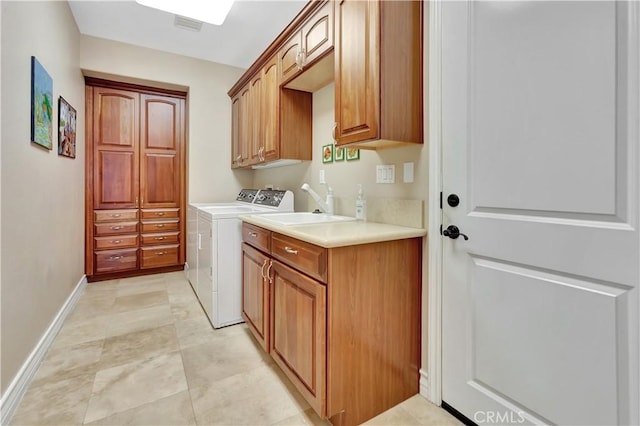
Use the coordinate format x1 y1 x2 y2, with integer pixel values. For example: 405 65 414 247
241 222 421 425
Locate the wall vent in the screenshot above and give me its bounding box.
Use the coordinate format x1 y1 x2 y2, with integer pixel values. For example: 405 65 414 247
174 15 203 32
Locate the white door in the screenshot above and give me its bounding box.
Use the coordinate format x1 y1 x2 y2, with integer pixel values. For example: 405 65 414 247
441 2 639 425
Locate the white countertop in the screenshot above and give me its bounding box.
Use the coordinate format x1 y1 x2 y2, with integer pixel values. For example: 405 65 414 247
240 214 426 248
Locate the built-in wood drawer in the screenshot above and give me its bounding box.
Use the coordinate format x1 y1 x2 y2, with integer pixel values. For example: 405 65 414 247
141 245 179 269
271 233 327 283
94 235 138 250
94 221 138 237
141 219 179 233
141 208 179 220
141 232 179 246
94 209 138 223
243 223 271 253
94 248 138 273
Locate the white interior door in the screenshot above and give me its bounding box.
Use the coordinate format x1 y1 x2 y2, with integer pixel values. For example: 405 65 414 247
441 2 639 425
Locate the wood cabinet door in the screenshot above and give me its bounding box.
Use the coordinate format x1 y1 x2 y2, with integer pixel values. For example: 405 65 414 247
239 85 251 167
231 94 241 168
334 0 380 144
242 243 270 351
270 260 326 416
302 1 333 66
139 94 183 209
92 87 140 209
262 56 280 162
250 74 263 165
279 31 303 84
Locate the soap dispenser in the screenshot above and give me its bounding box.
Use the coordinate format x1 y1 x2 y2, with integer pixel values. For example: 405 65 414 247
355 184 367 221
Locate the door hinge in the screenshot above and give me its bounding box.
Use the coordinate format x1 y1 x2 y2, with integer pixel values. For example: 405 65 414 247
440 191 443 209
440 224 443 235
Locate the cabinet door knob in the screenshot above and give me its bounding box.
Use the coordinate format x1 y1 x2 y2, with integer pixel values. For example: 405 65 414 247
284 246 298 255
260 259 268 280
109 255 123 261
155 236 166 241
156 212 165 216
111 213 121 218
248 232 257 238
111 226 122 230
156 251 167 256
113 240 122 244
266 261 274 283
156 224 165 228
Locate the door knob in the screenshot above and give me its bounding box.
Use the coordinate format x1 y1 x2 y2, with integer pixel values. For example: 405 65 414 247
442 225 469 240
447 194 460 207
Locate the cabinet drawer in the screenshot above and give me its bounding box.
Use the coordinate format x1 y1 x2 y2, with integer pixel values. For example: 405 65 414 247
243 223 271 253
94 221 138 236
272 233 327 283
141 231 179 246
141 208 179 220
141 219 179 233
94 235 138 250
94 248 138 273
94 209 138 222
141 245 179 269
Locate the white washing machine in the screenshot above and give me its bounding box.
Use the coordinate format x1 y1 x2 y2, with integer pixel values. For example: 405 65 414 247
188 189 293 328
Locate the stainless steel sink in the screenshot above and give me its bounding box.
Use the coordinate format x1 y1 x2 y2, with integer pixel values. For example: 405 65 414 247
258 212 356 226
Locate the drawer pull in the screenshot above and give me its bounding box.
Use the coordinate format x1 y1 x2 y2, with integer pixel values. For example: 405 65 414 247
156 224 165 228
156 251 167 256
110 226 122 230
109 255 123 261
112 240 122 244
111 213 121 218
156 212 165 216
248 232 258 238
284 246 298 255
154 237 166 241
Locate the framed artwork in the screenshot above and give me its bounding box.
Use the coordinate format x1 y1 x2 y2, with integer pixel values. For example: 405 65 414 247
334 146 344 161
58 97 77 158
31 56 53 150
346 147 360 161
322 144 334 163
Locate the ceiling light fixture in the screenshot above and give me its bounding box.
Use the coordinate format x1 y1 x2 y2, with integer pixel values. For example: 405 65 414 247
135 0 235 26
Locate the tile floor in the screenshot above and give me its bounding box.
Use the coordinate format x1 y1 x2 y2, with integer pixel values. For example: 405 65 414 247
10 272 460 426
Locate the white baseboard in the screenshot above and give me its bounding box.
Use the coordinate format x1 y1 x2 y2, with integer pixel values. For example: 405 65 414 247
419 368 431 401
0 274 87 425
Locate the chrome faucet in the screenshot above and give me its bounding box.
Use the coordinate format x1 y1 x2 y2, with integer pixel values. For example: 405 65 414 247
301 183 334 215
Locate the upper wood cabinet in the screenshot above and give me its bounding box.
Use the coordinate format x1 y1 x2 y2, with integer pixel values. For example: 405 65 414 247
262 56 280 162
334 0 423 148
92 87 140 210
279 1 334 85
231 94 242 168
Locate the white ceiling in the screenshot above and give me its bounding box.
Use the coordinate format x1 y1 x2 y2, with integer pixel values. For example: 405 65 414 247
68 0 308 70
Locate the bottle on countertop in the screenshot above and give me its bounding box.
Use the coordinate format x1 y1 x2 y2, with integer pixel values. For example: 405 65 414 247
355 184 367 221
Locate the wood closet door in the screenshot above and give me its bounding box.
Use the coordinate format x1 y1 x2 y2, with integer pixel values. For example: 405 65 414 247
92 87 140 209
139 94 183 209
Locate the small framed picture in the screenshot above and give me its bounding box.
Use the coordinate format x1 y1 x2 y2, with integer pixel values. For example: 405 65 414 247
346 147 360 161
58 97 77 158
31 56 53 150
322 144 334 163
334 146 345 161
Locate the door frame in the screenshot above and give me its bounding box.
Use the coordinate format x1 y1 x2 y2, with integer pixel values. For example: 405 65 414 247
424 0 443 406
425 2 640 422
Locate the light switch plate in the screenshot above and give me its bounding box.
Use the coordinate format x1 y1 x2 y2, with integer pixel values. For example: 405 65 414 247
376 165 395 184
319 169 326 184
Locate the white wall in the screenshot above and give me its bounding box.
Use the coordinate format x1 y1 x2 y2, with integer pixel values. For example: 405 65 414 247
1 1 85 394
79 36 252 203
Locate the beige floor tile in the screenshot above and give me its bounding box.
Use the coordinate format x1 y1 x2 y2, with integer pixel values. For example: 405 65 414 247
99 324 179 370
105 304 173 338
398 395 462 425
271 408 331 426
362 406 422 426
190 363 309 425
31 339 103 386
167 287 198 305
85 390 196 426
112 289 169 313
174 316 217 349
51 315 110 349
116 278 167 297
181 330 272 390
10 373 95 426
84 351 188 424
170 300 206 321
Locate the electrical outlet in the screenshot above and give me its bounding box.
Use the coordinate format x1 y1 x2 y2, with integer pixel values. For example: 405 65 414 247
403 162 414 183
